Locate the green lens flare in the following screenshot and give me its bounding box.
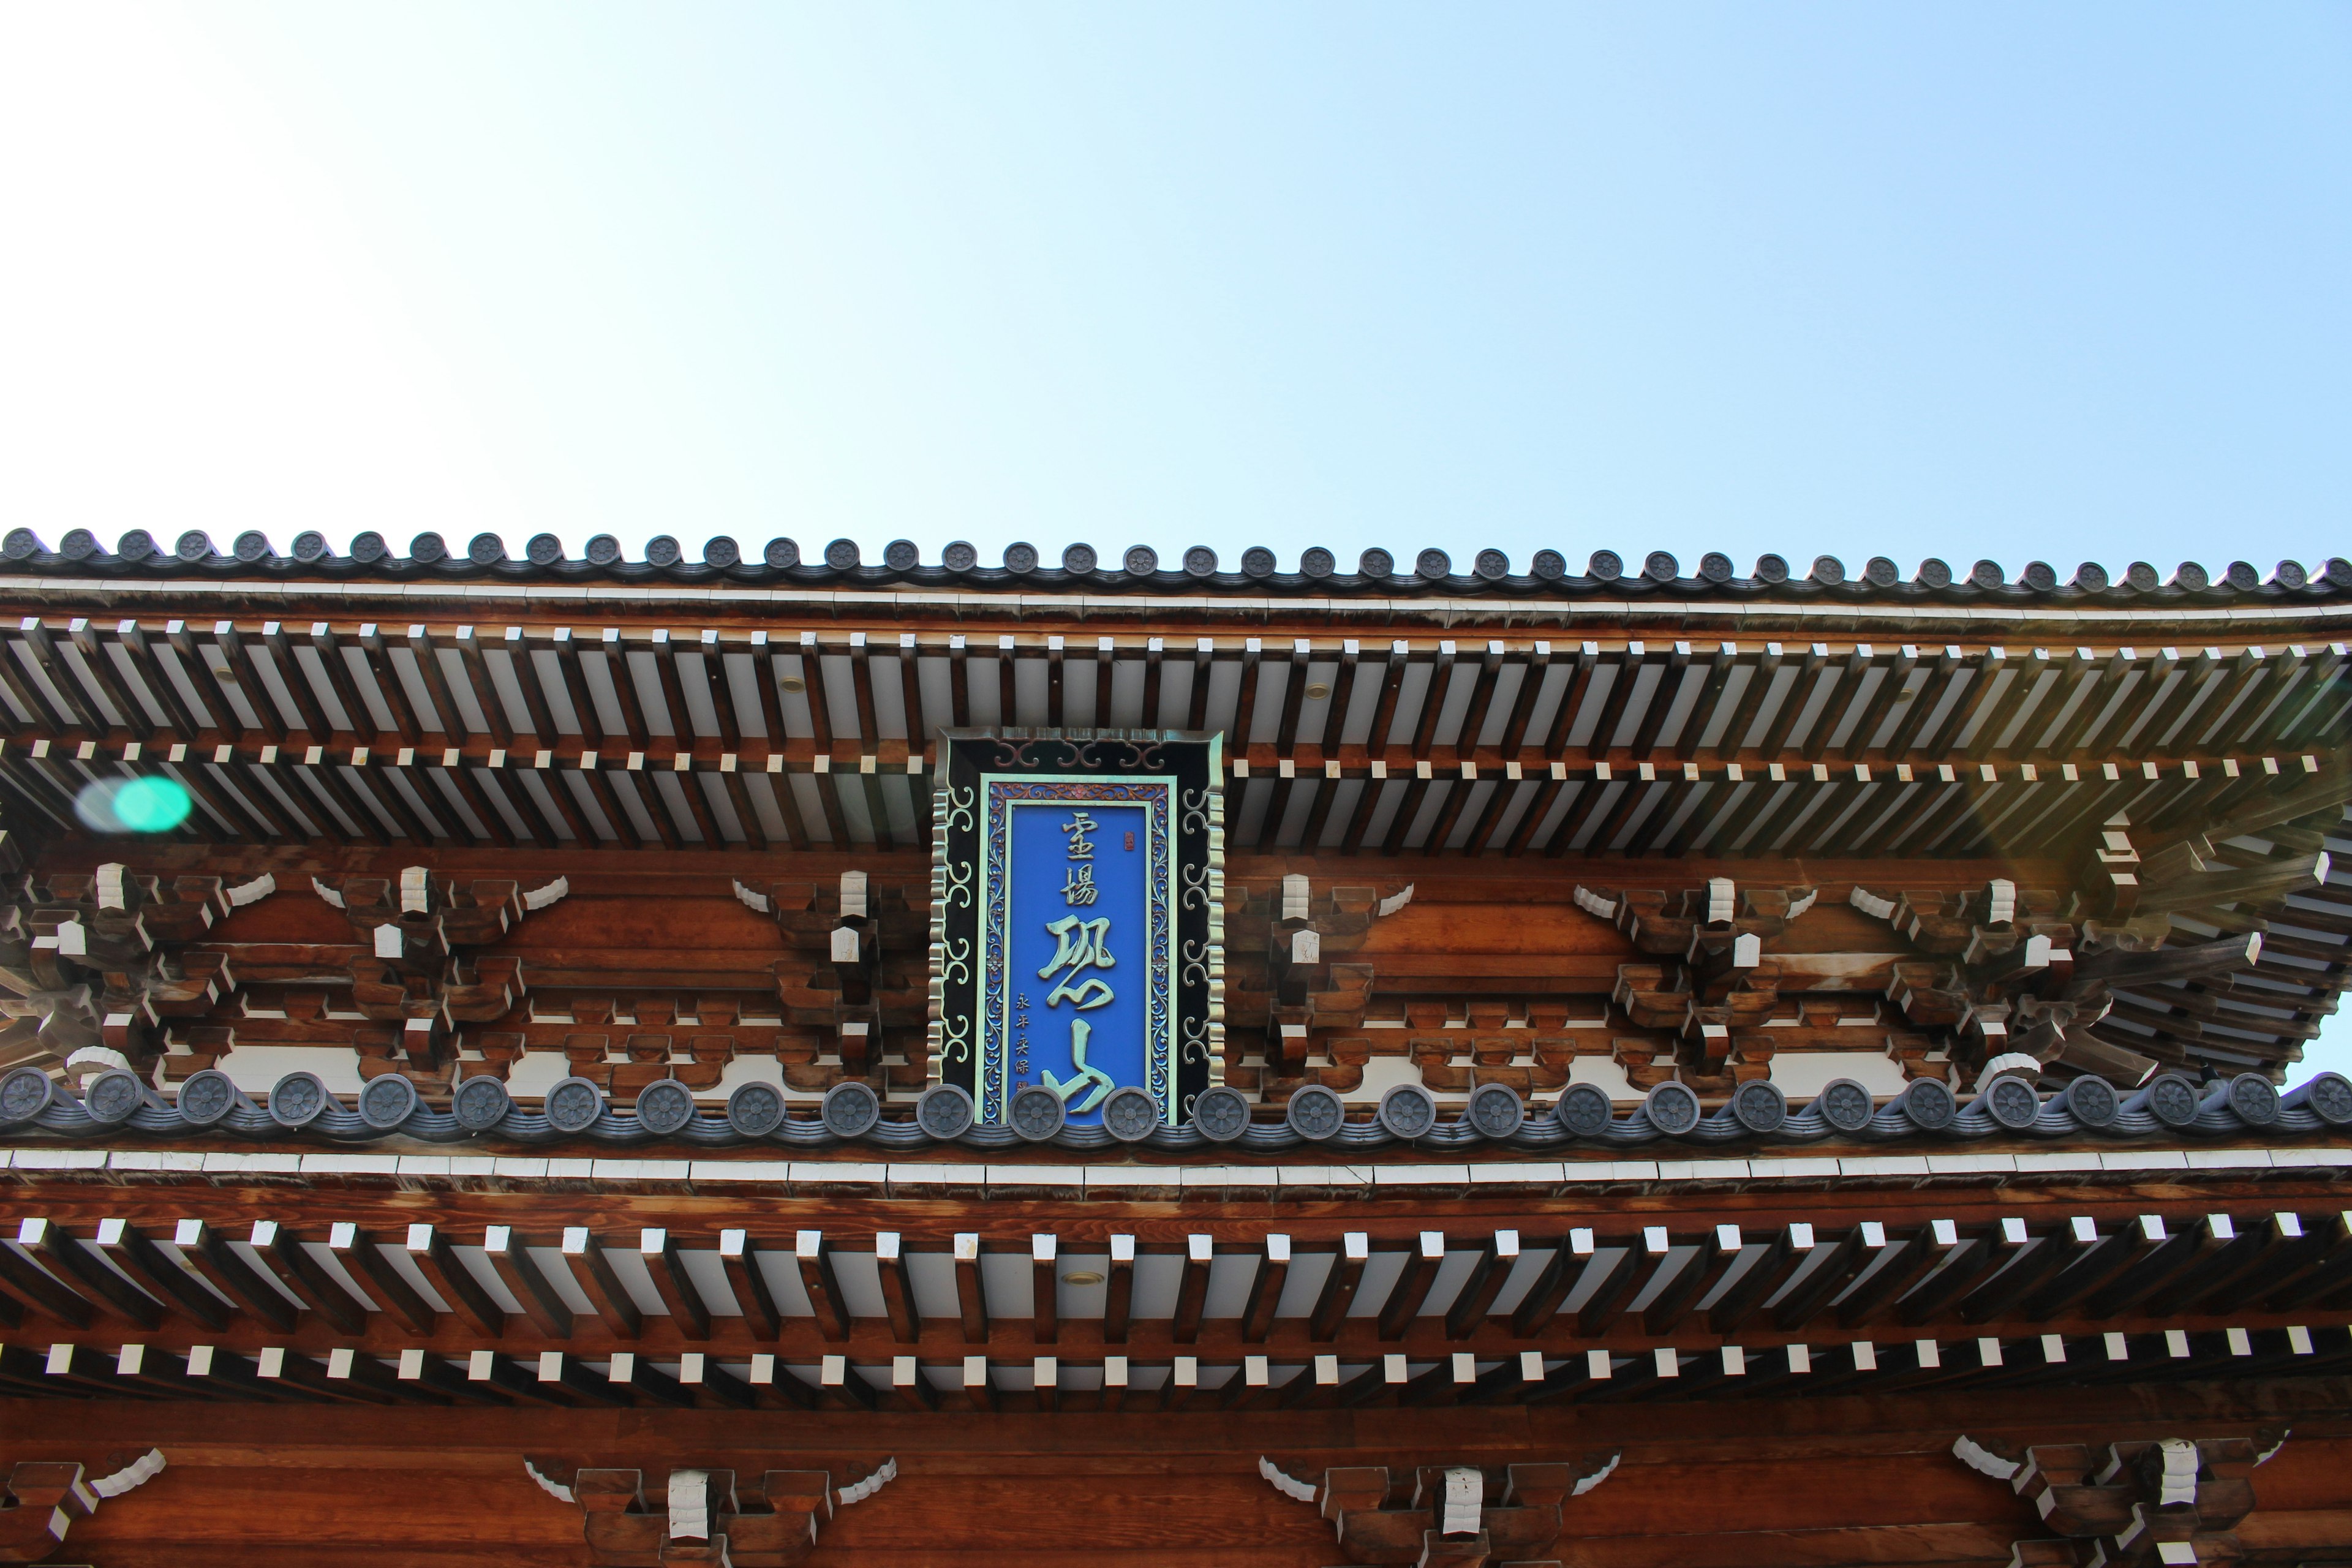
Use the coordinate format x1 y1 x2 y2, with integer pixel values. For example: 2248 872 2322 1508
113 777 192 832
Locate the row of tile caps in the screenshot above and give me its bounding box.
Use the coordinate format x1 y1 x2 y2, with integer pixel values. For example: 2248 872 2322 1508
4 527 2347 603
7 1066 2348 1151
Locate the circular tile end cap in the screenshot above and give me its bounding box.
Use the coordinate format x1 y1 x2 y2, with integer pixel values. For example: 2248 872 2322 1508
543 1075 607 1134
1101 1085 1161 1142
177 1068 241 1126
825 538 862 571
358 1073 420 1130
1298 546 1335 579
0 1065 56 1124
764 537 802 569
1415 548 1452 580
268 1071 333 1128
1587 549 1623 582
882 539 920 571
1376 1082 1439 1141
1555 1082 1614 1138
1008 1084 1067 1142
1358 547 1395 579
1898 1076 1957 1130
2226 1072 2280 1127
452 1074 513 1132
1465 1082 1526 1140
1810 1077 1877 1133
2140 1072 2201 1128
1182 545 1219 578
1752 553 1790 584
1979 1074 2044 1130
1729 1079 1787 1134
704 535 743 568
916 1083 978 1140
2291 1071 2352 1126
83 1068 149 1125
1123 545 1159 575
467 532 507 565
524 533 564 565
1474 548 1510 581
1643 550 1679 584
725 1081 787 1137
1240 546 1277 578
1189 1084 1251 1142
1284 1083 1346 1141
1640 1080 1701 1136
2060 1074 2119 1129
636 1078 698 1136
1063 543 1100 575
821 1079 883 1139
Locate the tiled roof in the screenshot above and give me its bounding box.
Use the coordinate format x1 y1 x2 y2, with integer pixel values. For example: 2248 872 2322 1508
4 1063 2344 1153
6 527 2347 602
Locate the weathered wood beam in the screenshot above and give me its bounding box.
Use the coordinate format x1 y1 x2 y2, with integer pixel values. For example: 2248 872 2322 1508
405 1222 505 1337
174 1218 295 1333
873 1231 921 1344
97 1217 231 1330
330 1224 435 1335
482 1226 574 1338
638 1227 711 1341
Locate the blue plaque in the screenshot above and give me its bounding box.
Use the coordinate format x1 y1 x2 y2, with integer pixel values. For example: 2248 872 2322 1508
933 733 1224 1129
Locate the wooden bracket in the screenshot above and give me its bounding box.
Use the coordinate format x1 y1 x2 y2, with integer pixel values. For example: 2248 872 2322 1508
532 1456 895 1568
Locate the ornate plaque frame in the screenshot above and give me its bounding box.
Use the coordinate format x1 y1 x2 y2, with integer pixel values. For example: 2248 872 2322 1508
930 730 1224 1128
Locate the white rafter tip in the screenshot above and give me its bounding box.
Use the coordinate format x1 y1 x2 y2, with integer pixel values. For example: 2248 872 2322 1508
733 878 773 914
311 876 347 909
1257 1456 1320 1504
1376 883 1415 919
523 876 571 911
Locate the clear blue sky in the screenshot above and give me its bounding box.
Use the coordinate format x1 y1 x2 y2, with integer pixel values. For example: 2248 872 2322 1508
3 4 2348 1073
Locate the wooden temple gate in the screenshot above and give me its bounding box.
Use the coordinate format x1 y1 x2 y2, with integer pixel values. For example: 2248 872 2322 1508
0 529 2350 1564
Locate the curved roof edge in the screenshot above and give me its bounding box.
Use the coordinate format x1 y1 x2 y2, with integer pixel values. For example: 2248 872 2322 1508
3 527 2347 608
